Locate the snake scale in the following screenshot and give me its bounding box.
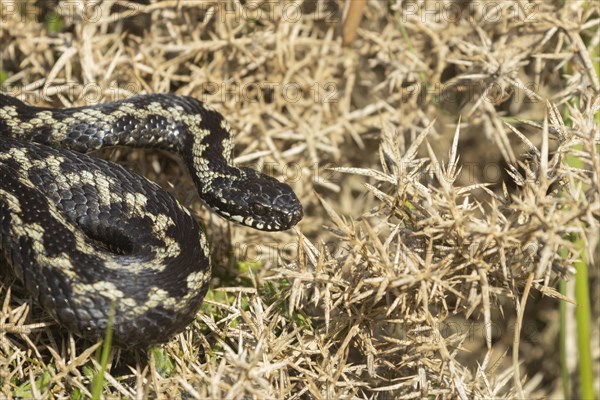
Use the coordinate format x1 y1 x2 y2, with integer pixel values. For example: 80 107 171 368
0 93 303 348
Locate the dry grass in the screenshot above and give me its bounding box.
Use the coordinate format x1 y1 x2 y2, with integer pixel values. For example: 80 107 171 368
1 0 599 398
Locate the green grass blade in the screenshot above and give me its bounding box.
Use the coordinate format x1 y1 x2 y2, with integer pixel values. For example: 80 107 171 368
574 247 594 400
559 278 570 399
91 302 115 400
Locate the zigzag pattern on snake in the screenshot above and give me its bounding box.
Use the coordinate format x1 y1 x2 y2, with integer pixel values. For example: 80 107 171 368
0 93 303 348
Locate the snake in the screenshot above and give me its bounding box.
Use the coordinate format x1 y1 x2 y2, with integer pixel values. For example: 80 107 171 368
0 93 303 348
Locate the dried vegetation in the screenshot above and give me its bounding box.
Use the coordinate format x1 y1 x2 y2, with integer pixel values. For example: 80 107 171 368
0 0 599 398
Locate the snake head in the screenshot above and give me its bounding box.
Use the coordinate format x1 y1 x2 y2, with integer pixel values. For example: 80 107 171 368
206 168 303 231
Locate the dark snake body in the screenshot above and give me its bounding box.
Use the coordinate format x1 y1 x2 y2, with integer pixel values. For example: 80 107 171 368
0 93 302 348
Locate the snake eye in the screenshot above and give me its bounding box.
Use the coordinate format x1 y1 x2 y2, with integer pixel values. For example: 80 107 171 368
250 202 267 216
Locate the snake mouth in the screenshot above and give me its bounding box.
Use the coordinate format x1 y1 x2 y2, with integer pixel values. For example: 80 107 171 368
220 205 303 231
285 204 304 228
262 204 303 231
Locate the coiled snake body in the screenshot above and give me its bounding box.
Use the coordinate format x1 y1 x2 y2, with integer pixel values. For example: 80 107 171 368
0 93 303 348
